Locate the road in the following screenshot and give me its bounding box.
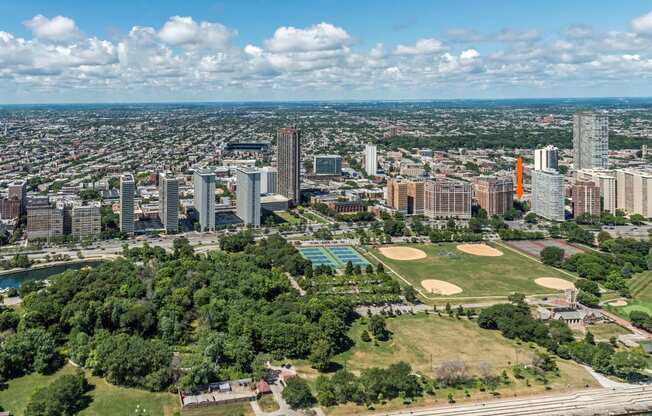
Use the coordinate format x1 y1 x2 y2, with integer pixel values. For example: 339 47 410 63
372 386 652 416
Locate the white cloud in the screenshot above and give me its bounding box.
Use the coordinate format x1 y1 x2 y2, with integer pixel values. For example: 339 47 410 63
264 22 351 52
460 49 480 60
394 38 447 55
158 16 235 49
24 15 81 42
632 11 652 34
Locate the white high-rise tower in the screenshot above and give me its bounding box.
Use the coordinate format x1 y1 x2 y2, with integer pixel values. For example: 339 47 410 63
365 144 377 176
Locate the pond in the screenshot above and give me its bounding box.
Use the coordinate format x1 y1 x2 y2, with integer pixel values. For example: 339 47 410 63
0 260 105 290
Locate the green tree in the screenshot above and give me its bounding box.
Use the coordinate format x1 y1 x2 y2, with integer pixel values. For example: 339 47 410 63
540 246 565 267
283 377 316 409
25 371 90 416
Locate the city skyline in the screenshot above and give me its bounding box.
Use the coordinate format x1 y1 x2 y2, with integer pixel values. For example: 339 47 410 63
1 1 652 103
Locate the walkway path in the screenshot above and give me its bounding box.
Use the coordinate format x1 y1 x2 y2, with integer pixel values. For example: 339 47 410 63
599 308 652 340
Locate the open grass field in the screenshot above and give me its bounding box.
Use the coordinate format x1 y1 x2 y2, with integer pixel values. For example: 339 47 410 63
369 243 575 298
586 323 632 341
273 210 303 225
0 364 180 416
315 314 597 416
182 402 255 416
610 272 652 320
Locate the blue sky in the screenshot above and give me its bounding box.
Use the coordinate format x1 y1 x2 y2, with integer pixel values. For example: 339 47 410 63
1 0 652 103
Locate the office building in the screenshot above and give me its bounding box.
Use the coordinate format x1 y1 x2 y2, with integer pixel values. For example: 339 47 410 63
424 179 472 219
27 197 64 241
575 169 616 213
72 203 101 240
473 176 514 216
193 170 216 231
616 168 652 217
236 167 261 227
120 174 135 236
277 127 301 205
365 144 378 176
573 112 609 170
260 167 278 194
534 145 559 171
313 155 342 175
573 181 601 218
159 172 179 233
531 169 565 222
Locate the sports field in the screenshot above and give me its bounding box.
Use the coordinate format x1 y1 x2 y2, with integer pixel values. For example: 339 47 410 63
611 272 652 318
299 246 369 269
369 243 575 298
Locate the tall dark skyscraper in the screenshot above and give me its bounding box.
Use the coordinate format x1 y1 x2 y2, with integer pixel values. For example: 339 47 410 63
277 127 301 205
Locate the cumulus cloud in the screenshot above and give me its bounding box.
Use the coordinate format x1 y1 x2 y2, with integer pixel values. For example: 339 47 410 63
394 38 447 55
3 12 652 101
158 16 235 49
24 15 81 42
632 10 652 35
264 22 351 52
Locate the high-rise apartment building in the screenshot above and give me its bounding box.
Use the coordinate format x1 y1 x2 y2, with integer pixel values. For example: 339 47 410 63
473 176 514 216
8 180 27 215
573 181 601 218
573 112 609 170
387 179 408 213
531 169 565 222
575 169 616 213
120 174 135 236
236 167 261 227
365 144 378 176
159 172 179 233
193 170 216 231
27 197 64 241
407 181 424 215
386 179 424 215
277 127 301 205
424 179 472 219
72 203 101 240
534 145 559 171
313 155 342 175
615 168 652 217
260 167 278 194
0 198 21 219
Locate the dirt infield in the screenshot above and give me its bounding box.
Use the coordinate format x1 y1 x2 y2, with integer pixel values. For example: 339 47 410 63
535 277 575 290
378 246 427 261
608 300 628 307
456 243 503 257
421 279 463 295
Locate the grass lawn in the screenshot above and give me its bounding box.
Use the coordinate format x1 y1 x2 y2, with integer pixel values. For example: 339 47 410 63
610 272 652 320
312 314 597 416
182 402 255 416
273 210 302 225
257 394 280 413
0 364 180 416
300 210 329 224
586 323 632 341
369 243 574 298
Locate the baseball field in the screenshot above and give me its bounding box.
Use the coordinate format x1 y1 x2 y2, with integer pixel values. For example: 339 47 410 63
370 242 576 299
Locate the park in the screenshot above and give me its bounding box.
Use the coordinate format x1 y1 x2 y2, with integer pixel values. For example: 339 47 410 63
369 242 576 300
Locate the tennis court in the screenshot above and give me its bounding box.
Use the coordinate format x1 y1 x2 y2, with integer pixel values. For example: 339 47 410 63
299 247 338 268
328 246 370 267
299 246 369 268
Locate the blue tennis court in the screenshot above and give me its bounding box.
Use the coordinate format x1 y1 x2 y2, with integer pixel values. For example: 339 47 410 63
328 246 370 267
299 247 338 267
300 246 370 269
